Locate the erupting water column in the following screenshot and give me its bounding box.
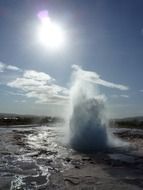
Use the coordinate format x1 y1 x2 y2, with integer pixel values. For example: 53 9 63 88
68 65 127 153
69 66 109 153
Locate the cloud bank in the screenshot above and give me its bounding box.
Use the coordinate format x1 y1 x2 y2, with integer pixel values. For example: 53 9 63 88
0 62 129 105
7 70 69 104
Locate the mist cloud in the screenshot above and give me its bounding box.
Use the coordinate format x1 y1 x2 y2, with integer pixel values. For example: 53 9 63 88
72 65 129 91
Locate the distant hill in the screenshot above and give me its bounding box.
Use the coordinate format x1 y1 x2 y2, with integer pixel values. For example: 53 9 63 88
113 116 143 122
111 116 143 129
0 113 42 118
0 113 64 126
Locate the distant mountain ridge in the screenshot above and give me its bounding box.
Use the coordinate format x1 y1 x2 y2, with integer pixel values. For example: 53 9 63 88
0 113 47 118
113 116 143 122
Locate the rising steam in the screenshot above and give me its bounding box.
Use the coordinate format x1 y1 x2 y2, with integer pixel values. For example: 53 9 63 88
68 65 127 153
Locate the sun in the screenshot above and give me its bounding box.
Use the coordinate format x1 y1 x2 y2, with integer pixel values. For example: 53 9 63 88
37 15 66 50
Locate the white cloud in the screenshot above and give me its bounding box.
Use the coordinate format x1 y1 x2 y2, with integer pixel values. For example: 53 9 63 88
111 94 129 98
0 61 21 72
24 70 54 82
72 65 129 91
7 65 21 71
6 64 129 106
96 79 128 90
120 94 129 98
7 70 69 104
15 100 26 103
0 62 5 72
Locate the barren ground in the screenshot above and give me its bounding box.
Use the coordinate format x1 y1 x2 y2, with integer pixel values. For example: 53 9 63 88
0 124 143 190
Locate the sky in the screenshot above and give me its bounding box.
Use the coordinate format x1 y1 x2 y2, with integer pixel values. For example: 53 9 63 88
0 0 143 118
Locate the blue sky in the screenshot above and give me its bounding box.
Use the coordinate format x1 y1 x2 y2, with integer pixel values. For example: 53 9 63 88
0 0 143 118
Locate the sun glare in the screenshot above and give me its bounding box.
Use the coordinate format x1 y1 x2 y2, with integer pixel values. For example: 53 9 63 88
38 16 65 50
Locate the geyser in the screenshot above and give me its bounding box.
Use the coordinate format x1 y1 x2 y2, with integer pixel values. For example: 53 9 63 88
70 96 108 152
68 65 127 153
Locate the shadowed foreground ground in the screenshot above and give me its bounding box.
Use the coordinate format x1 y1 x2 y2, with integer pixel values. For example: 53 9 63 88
0 124 143 190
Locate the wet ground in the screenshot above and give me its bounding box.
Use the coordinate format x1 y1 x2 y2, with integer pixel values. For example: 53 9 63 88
0 124 143 190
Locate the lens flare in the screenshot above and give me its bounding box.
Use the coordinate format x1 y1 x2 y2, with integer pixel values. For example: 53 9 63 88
37 11 66 50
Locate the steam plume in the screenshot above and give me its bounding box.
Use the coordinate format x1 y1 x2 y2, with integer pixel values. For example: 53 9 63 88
68 65 127 153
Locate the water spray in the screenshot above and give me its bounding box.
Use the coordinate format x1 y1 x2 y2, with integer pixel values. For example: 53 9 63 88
68 65 127 153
